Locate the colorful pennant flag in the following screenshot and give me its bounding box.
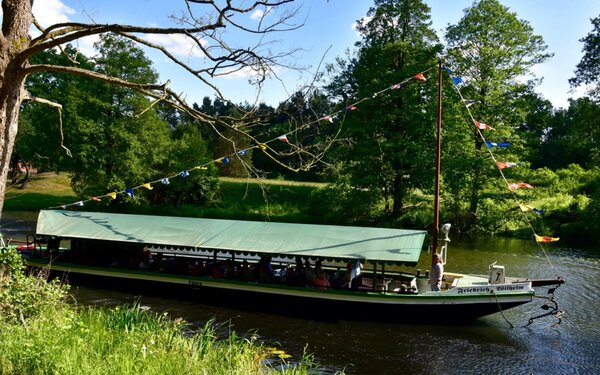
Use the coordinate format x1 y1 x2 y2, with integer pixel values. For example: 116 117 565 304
391 83 402 90
535 234 560 243
125 189 135 198
142 183 153 190
321 115 334 123
519 204 545 215
413 72 426 81
237 149 248 156
108 192 117 200
160 178 170 185
508 182 534 191
216 156 230 165
464 100 478 108
92 196 102 202
179 170 189 177
496 161 518 170
475 121 495 131
486 141 511 148
259 144 267 151
75 201 84 207
344 105 357 112
452 76 463 85
277 134 289 143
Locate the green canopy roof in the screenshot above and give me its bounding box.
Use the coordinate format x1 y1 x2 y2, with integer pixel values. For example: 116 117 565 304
37 210 426 265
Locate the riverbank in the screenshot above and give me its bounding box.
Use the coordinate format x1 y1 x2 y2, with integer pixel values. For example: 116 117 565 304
4 171 599 247
0 247 327 374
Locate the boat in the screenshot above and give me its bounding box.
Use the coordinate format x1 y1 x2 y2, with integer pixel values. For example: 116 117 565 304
23 207 548 322
21 62 564 323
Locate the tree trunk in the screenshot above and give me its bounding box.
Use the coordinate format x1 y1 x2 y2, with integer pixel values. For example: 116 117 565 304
0 0 34 218
392 172 403 215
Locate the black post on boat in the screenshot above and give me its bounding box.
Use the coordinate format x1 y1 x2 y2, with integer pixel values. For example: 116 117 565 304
433 59 443 257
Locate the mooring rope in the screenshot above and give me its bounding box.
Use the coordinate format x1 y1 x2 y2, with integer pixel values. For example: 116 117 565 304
492 291 516 328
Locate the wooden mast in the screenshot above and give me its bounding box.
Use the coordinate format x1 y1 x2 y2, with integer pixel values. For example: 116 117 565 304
433 59 443 257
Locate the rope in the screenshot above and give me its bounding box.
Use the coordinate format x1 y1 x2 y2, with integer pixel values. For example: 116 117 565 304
492 291 515 328
447 71 561 279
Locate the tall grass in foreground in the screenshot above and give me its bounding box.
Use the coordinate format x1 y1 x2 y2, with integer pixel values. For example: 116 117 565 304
0 247 328 374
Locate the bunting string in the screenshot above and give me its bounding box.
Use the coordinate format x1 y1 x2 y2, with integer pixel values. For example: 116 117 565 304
446 67 560 277
49 68 434 211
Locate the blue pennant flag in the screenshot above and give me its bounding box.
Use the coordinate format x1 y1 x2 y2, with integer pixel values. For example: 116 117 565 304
237 149 248 156
179 170 190 177
125 189 135 198
444 67 453 74
486 141 511 148
452 76 463 85
533 208 546 215
161 178 170 185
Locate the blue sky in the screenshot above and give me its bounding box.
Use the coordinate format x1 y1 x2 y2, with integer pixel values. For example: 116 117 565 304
36 0 600 109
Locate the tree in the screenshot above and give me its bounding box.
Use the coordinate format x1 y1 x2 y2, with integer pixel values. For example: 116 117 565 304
444 0 552 228
0 0 316 217
540 97 600 169
570 15 600 101
323 0 441 222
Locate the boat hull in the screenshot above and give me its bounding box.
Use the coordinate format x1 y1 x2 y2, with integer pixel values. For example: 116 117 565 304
26 259 534 323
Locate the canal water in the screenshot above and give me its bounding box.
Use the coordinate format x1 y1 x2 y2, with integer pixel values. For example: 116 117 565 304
3 214 599 374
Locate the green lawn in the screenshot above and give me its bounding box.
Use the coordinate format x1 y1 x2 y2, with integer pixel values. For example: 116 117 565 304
4 173 327 224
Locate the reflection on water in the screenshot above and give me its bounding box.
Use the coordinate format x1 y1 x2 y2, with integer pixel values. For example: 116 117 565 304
70 238 600 374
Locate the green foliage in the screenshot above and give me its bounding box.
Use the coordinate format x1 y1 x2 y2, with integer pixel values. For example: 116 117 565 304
540 98 600 169
324 0 441 219
0 246 70 325
18 36 220 207
570 15 600 100
308 182 383 225
0 248 326 374
443 0 552 227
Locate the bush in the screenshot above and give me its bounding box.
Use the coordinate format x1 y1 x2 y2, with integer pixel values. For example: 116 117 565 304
0 246 69 325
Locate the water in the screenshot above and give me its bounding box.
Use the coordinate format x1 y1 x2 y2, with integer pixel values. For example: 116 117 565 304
3 215 599 374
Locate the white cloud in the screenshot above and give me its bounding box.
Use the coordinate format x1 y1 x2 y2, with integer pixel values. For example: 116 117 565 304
145 33 205 58
32 0 75 28
250 9 264 21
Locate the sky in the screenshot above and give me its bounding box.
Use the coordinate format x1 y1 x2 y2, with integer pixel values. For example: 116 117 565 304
33 0 600 110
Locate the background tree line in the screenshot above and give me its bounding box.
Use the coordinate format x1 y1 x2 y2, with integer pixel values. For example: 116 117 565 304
15 0 600 246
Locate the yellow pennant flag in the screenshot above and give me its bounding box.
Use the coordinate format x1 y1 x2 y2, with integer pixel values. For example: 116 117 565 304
107 192 117 200
535 234 560 243
142 183 153 190
259 144 267 151
519 204 534 212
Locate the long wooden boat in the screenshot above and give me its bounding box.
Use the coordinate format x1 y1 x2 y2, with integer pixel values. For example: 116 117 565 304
23 209 545 322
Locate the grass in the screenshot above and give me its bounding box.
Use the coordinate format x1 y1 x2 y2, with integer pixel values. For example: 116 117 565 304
0 247 329 375
4 172 76 211
3 172 325 224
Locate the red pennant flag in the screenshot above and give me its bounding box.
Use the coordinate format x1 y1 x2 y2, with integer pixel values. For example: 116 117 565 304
277 134 289 143
321 115 334 123
496 162 518 170
413 72 426 82
535 234 560 243
508 182 534 191
91 196 102 202
475 121 495 130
